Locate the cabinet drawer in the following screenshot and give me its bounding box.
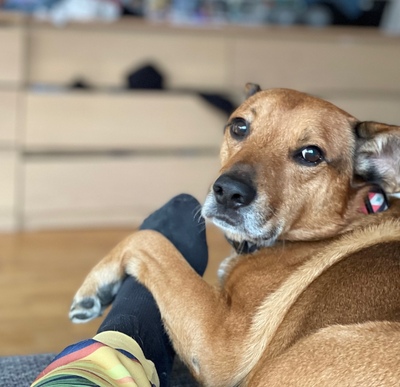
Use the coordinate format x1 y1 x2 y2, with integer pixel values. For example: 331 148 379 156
23 154 220 229
0 151 17 231
325 94 400 124
28 26 228 90
232 36 400 93
0 24 24 85
24 91 226 150
0 90 20 146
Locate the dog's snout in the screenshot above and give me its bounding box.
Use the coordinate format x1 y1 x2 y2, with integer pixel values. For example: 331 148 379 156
213 174 256 209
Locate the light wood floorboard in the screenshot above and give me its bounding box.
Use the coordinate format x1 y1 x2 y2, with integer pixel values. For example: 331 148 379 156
0 225 230 356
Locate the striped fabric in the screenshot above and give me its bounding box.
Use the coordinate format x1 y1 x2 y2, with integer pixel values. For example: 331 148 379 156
31 331 159 387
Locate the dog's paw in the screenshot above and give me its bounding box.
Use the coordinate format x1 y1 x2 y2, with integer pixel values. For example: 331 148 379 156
69 281 122 323
69 296 102 323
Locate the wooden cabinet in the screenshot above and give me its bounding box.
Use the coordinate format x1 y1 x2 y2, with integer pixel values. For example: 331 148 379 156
22 91 224 229
0 16 24 86
24 91 225 149
0 14 24 231
327 94 400 123
0 91 20 146
23 155 220 229
27 22 228 91
231 29 400 94
0 15 399 231
0 152 17 231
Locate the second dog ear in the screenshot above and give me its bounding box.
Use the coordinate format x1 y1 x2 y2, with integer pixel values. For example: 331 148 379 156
354 121 400 194
245 83 261 99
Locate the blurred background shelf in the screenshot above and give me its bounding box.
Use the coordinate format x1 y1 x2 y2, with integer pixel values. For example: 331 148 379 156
0 14 399 231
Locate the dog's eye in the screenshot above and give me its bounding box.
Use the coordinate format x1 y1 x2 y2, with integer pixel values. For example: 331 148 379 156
295 146 324 166
230 118 249 139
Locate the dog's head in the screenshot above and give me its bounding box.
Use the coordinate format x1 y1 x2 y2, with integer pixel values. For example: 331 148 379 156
202 85 400 248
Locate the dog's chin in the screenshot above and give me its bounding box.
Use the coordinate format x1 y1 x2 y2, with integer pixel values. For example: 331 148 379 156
202 194 282 247
206 213 281 248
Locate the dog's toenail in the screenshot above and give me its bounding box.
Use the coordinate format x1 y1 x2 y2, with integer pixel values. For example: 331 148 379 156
71 313 90 320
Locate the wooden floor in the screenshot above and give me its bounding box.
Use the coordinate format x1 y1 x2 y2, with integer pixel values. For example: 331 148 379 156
0 224 230 356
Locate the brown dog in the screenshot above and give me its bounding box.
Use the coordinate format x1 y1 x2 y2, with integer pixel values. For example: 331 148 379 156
69 85 400 386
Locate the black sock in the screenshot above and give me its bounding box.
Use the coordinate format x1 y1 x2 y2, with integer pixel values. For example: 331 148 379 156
97 194 208 387
98 276 174 386
139 193 208 276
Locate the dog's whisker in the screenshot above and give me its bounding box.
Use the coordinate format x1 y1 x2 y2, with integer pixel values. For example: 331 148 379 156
190 204 207 235
197 225 207 236
192 205 204 224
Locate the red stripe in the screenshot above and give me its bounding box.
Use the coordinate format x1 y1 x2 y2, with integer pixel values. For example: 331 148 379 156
35 342 104 379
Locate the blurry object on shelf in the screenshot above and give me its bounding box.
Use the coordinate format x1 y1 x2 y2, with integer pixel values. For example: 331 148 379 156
143 0 272 25
305 0 389 26
381 0 400 34
168 0 199 24
2 0 51 12
139 0 389 27
33 0 122 25
121 0 145 16
69 78 94 90
199 92 236 117
126 63 165 90
144 0 169 21
226 0 270 25
268 1 305 26
0 0 390 27
306 0 362 22
302 3 333 26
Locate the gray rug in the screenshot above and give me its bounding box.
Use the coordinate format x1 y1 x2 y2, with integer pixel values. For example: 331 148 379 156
0 353 198 386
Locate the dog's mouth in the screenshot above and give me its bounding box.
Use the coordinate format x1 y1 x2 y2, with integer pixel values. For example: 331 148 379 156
210 212 242 229
202 194 282 250
222 223 282 250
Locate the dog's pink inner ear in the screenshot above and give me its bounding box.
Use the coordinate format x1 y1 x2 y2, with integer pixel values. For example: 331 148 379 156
245 83 261 99
354 121 400 194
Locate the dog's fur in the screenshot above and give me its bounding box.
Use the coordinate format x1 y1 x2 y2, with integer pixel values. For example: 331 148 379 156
70 86 400 386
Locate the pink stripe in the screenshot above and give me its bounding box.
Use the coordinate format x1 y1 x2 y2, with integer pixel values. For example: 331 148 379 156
35 342 104 379
116 376 136 384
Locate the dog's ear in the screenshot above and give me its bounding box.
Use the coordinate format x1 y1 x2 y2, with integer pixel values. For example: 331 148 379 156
354 121 400 194
245 83 261 99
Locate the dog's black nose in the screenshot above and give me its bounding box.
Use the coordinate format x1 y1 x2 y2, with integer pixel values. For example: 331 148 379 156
213 174 256 209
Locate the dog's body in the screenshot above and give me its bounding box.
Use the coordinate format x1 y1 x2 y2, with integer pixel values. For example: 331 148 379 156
70 86 400 386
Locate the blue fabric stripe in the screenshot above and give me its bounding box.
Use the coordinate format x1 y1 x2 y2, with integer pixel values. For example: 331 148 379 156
51 339 99 362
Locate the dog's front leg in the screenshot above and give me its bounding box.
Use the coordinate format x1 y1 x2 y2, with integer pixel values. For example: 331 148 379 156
126 230 240 385
70 230 241 387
